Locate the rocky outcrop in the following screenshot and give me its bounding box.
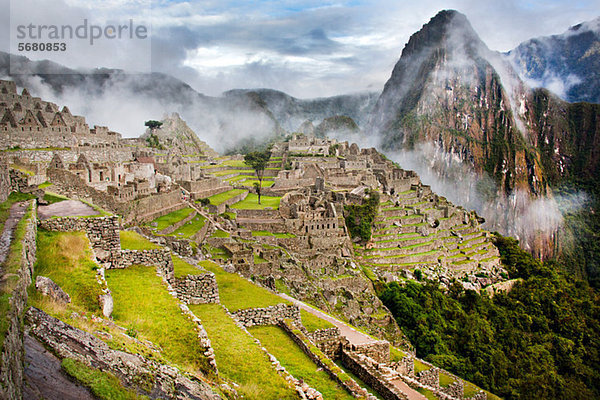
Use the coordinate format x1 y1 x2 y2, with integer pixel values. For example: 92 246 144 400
25 307 221 400
35 276 71 304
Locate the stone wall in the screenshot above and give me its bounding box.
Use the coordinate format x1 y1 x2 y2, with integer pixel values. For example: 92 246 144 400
231 304 301 328
207 191 248 215
158 210 197 235
340 351 408 400
417 367 439 389
171 273 219 304
0 156 10 202
346 340 390 364
39 216 122 267
307 327 346 358
132 189 186 223
120 249 174 280
25 307 220 400
0 200 36 400
2 147 134 164
134 226 195 258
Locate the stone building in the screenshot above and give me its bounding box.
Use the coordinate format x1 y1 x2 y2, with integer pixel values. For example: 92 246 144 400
0 80 122 149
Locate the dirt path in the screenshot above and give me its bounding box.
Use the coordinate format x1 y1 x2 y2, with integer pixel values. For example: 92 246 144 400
38 200 99 220
0 201 28 267
22 334 96 400
277 293 377 345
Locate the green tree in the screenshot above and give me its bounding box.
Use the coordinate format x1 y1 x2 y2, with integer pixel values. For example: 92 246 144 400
145 120 163 130
244 150 271 204
344 190 380 242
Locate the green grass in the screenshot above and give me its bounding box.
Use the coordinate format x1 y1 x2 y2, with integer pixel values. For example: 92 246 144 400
207 189 247 206
199 260 288 312
150 208 195 231
38 181 52 189
61 358 149 400
43 192 68 204
10 164 34 175
254 254 268 264
390 347 407 362
0 192 36 232
250 325 354 400
439 372 455 387
231 193 281 210
251 230 295 238
239 179 274 188
221 211 237 220
414 358 432 374
203 245 231 260
300 309 335 332
221 159 250 168
172 255 202 278
170 214 206 238
119 231 159 250
210 229 230 238
211 169 254 177
190 304 296 400
30 230 103 314
105 265 211 375
416 387 438 400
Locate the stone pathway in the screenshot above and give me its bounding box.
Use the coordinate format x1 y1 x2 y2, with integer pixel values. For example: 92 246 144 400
278 293 427 400
391 378 427 400
0 201 28 267
22 334 96 400
277 293 377 345
38 200 99 220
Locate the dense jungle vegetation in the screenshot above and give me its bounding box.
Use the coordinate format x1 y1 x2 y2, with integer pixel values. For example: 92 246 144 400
380 235 600 399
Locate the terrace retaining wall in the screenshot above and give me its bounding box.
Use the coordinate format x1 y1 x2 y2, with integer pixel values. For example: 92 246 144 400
0 200 36 400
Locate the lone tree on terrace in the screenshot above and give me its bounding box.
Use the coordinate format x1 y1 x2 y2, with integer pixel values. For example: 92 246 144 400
244 150 271 204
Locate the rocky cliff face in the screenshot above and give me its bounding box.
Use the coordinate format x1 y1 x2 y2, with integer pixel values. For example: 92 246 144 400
369 10 600 260
507 17 600 104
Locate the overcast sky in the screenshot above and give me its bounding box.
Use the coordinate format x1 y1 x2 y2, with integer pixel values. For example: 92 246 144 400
3 0 599 98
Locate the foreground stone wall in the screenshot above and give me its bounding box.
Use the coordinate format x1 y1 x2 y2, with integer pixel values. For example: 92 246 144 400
120 248 174 279
231 304 301 327
26 307 220 400
340 351 408 400
0 200 36 400
171 273 219 304
0 157 10 202
347 341 390 364
307 327 346 358
39 216 122 267
280 322 375 399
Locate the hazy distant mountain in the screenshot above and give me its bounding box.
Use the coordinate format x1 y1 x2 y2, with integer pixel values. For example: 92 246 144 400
507 17 600 103
224 88 378 131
